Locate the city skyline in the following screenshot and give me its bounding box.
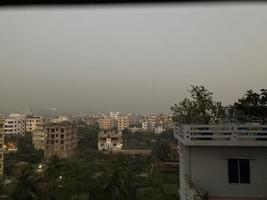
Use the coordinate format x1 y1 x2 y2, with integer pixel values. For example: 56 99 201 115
1 4 267 113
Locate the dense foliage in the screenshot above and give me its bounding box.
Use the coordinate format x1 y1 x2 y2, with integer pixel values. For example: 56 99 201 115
171 85 224 125
233 89 267 123
3 125 178 200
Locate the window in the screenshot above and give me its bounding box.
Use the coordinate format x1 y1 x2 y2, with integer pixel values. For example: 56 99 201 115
228 159 250 184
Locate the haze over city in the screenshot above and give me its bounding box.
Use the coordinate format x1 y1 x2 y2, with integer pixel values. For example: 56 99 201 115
1 3 267 113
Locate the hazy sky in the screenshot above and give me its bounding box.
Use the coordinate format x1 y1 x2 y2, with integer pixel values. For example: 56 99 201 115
0 3 267 114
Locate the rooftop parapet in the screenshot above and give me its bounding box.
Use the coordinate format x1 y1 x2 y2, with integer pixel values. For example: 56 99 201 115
174 124 267 146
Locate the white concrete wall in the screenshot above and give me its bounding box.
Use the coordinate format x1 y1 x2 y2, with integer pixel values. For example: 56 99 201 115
187 146 267 198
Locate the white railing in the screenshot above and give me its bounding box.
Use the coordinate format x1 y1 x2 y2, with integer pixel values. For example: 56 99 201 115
174 124 267 146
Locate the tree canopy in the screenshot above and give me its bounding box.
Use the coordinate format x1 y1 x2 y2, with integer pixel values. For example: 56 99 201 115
233 89 267 124
171 85 224 125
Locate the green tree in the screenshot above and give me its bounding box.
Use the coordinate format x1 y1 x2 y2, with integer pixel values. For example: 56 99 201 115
171 85 224 125
45 155 63 178
233 89 267 123
12 165 41 200
104 167 129 200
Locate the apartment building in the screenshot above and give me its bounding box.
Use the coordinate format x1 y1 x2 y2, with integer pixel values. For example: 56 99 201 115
98 130 122 151
32 120 45 150
142 121 148 131
44 121 78 159
174 124 267 200
99 117 116 130
117 116 129 131
86 117 99 126
25 115 43 133
32 129 45 150
154 126 164 135
128 113 140 127
148 114 157 130
109 112 120 120
5 113 25 135
0 118 4 176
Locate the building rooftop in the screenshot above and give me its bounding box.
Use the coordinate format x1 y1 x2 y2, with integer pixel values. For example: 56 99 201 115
174 124 267 147
45 121 73 127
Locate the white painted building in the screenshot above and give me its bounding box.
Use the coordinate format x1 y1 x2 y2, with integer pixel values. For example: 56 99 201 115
174 124 267 200
148 114 157 130
52 115 69 123
154 126 164 135
5 113 25 135
142 121 148 131
109 112 120 120
98 130 122 151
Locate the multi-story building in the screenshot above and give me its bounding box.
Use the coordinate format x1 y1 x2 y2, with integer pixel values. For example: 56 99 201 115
32 120 45 150
142 121 148 131
25 115 43 133
5 113 25 135
117 116 129 131
0 117 4 176
148 114 157 130
32 129 45 150
128 113 140 127
156 114 168 126
154 126 164 135
174 124 267 200
98 130 122 151
109 112 120 120
86 117 99 126
44 121 78 159
99 117 116 130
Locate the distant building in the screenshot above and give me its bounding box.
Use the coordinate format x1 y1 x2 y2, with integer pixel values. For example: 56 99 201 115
32 120 45 150
44 121 78 159
32 129 45 150
52 115 69 123
142 121 148 131
98 130 122 151
128 113 140 127
129 126 142 133
117 116 129 131
175 124 267 200
154 126 164 135
109 112 120 120
99 117 116 130
148 114 157 130
25 115 43 133
86 117 99 126
5 113 25 135
0 117 4 176
156 114 168 126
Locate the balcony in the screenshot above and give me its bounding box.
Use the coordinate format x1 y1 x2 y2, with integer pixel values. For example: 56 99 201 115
174 124 267 146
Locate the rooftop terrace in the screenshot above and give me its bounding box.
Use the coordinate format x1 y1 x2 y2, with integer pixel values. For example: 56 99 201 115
174 124 267 146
